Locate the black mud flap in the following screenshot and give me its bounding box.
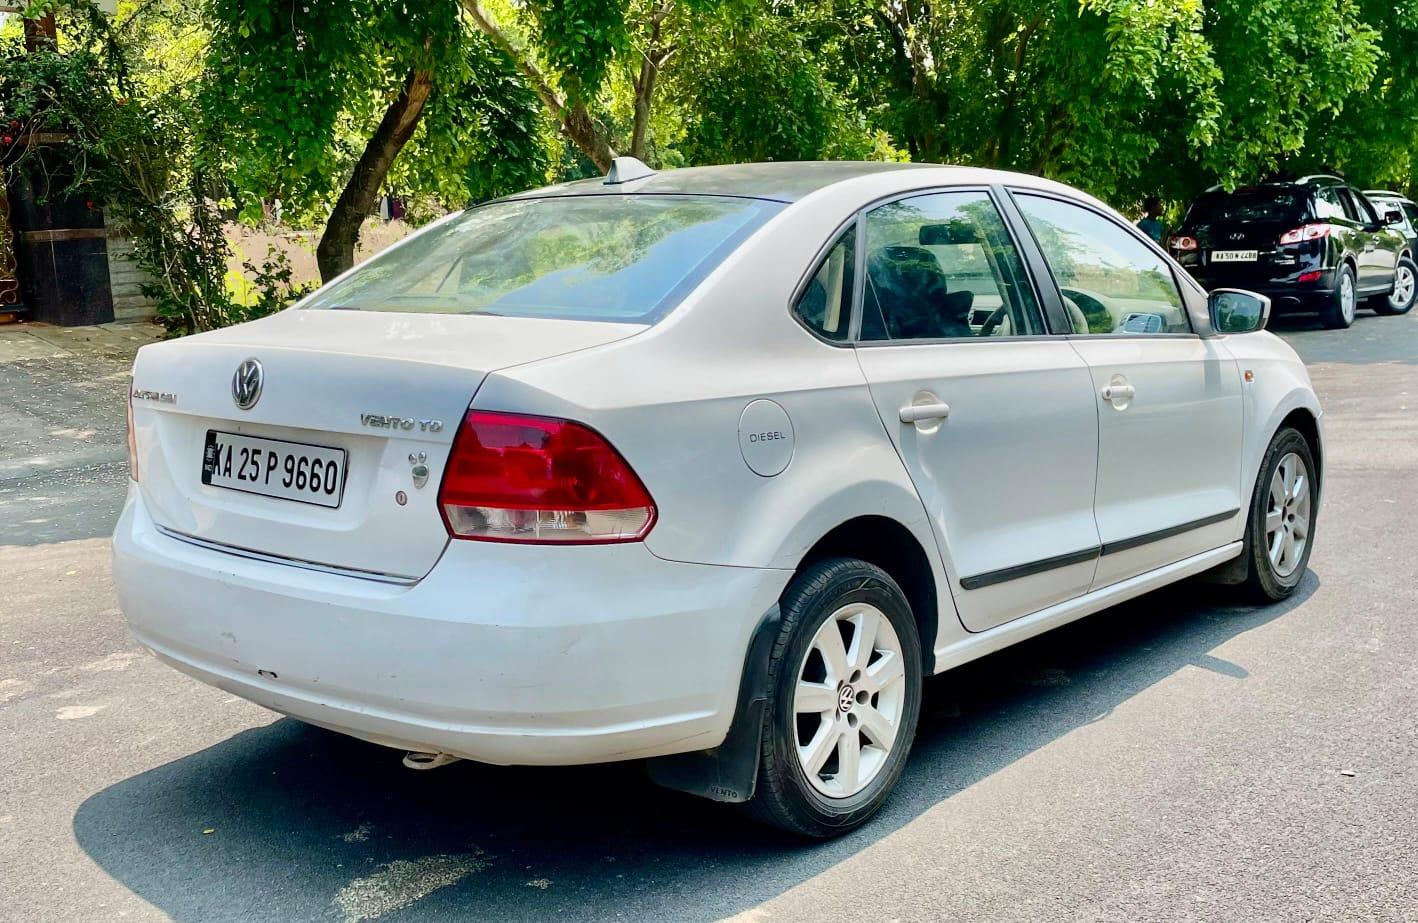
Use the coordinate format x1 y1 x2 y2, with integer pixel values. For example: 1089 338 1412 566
645 603 781 803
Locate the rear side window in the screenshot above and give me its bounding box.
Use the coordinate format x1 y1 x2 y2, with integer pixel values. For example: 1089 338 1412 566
1014 193 1190 335
1314 187 1347 221
302 195 782 323
794 226 855 341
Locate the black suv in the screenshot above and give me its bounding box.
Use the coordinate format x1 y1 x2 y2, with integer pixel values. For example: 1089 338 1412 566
1172 175 1416 328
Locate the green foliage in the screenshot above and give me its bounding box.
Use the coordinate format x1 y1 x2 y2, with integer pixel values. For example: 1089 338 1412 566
0 4 305 334
669 7 870 163
200 0 545 226
9 0 1418 337
525 0 629 103
390 31 549 206
236 245 316 315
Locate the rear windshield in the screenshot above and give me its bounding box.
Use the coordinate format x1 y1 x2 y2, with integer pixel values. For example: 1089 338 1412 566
303 194 782 323
1184 188 1309 227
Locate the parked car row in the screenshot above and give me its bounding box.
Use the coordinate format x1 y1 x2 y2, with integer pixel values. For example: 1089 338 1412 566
1168 175 1417 328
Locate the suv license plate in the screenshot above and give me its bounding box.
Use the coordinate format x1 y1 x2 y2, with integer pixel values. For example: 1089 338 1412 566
201 430 346 508
1211 250 1259 262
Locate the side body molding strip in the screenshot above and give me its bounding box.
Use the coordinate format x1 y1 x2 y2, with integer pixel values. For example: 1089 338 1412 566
958 509 1241 591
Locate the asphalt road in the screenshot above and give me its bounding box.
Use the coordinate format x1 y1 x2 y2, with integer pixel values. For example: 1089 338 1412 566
2 311 1416 922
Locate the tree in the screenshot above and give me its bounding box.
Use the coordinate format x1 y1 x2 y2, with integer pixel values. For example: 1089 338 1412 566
460 0 622 170
202 0 546 281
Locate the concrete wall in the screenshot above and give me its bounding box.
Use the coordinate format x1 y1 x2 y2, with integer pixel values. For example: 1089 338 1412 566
106 234 155 323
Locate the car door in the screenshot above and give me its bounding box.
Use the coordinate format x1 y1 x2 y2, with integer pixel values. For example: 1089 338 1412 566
1403 203 1418 250
851 188 1102 632
1352 190 1404 283
1339 188 1392 292
1008 190 1245 590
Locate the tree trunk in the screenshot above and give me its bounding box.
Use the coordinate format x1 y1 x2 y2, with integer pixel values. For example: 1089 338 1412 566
631 56 657 159
461 0 618 171
316 68 433 283
631 4 674 159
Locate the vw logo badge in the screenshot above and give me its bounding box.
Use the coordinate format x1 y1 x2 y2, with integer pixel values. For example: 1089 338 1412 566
232 358 264 410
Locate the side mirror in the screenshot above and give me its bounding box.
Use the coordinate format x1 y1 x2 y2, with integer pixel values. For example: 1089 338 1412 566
1209 288 1270 334
1385 209 1404 226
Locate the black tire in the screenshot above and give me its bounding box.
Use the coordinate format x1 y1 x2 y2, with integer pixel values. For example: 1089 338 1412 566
1319 263 1357 329
1239 428 1318 602
746 557 923 838
1372 256 1417 316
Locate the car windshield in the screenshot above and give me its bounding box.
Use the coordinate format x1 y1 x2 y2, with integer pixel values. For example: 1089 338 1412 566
303 194 783 323
1185 188 1308 226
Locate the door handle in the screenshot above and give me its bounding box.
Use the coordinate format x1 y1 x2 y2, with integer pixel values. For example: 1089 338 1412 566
1101 383 1135 402
899 402 951 424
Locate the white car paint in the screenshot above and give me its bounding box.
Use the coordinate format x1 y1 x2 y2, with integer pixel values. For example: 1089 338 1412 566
113 162 1322 775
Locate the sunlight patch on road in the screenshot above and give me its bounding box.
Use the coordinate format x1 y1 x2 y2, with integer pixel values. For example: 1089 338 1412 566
81 651 143 672
56 704 106 720
333 851 488 922
0 678 32 704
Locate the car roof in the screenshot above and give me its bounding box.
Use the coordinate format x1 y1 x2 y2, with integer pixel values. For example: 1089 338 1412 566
503 160 1037 204
1364 189 1413 202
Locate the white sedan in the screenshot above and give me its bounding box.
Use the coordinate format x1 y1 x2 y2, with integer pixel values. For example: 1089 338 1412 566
115 159 1322 837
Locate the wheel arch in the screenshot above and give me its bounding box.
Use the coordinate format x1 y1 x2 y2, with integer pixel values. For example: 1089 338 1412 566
1278 406 1323 491
645 513 948 805
796 515 940 675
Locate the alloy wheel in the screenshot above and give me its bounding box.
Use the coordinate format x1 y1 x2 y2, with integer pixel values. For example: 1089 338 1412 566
793 602 906 798
1265 452 1311 578
1341 274 1357 324
1390 264 1415 310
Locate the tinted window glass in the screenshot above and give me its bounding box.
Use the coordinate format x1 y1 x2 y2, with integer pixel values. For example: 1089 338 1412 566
1186 189 1307 226
303 195 782 323
795 227 855 341
1403 203 1418 228
1314 187 1347 221
1015 193 1190 335
1335 188 1361 222
1349 190 1379 224
860 191 1043 341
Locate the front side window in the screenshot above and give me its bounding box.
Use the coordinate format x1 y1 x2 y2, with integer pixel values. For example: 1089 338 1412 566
1335 188 1363 223
1348 190 1379 225
1014 193 1190 335
302 195 782 323
860 191 1044 341
794 226 855 341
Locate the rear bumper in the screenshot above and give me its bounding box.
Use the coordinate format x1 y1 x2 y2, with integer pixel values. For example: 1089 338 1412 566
112 487 789 766
1189 266 1335 311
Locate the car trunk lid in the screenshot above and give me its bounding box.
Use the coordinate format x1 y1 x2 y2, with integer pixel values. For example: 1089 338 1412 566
130 309 643 580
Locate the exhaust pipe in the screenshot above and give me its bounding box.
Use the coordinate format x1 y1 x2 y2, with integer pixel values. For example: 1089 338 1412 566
402 750 461 771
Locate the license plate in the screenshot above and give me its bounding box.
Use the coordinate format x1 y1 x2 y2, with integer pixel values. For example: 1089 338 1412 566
1211 250 1258 262
201 430 346 508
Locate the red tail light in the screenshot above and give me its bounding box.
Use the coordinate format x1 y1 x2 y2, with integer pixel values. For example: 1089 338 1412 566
438 410 656 544
126 391 139 482
1279 224 1331 245
1170 235 1198 252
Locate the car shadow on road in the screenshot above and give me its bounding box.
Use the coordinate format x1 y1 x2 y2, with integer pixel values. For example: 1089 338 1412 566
72 573 1317 922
